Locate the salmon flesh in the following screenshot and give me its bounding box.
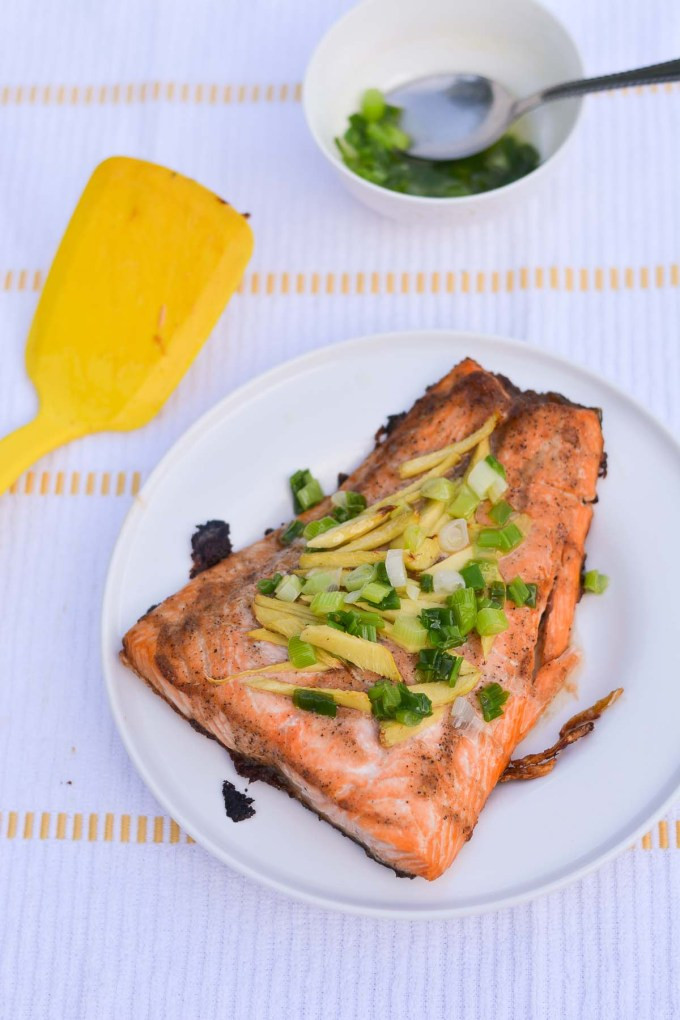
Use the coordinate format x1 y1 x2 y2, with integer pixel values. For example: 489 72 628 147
121 359 604 880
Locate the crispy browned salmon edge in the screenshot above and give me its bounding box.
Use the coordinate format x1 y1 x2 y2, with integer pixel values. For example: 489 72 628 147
120 371 604 877
120 650 415 878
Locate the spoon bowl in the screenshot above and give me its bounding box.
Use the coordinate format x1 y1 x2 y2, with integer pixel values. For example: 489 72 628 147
387 74 516 160
389 59 680 161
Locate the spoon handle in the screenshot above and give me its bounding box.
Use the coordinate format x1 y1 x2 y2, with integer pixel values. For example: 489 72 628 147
514 59 680 118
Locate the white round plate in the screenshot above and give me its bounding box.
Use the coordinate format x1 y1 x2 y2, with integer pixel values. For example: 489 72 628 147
102 331 680 918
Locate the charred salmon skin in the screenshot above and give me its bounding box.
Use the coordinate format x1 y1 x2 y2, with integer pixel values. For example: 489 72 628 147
121 359 604 880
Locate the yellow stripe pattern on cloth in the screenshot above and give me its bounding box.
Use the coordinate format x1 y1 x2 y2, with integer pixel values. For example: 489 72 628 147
0 82 303 107
1 810 195 844
6 469 142 497
2 265 680 297
0 808 677 850
0 81 677 107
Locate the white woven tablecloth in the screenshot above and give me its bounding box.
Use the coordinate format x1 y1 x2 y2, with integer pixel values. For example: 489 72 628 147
1 1 679 1017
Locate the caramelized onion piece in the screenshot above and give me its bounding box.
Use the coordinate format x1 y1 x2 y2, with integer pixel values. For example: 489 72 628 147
500 688 623 783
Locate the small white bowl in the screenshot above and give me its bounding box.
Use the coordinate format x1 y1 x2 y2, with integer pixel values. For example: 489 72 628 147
303 0 584 224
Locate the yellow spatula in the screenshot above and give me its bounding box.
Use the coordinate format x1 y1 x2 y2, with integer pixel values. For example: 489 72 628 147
0 156 254 495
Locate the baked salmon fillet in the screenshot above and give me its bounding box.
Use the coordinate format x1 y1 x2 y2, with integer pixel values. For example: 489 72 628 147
121 359 604 880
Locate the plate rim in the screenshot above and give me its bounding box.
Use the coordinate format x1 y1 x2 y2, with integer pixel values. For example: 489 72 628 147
102 328 680 919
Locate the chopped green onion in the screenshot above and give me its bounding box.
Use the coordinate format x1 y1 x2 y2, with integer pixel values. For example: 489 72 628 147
257 572 282 595
583 569 609 594
477 523 524 553
367 679 401 717
507 576 530 606
447 587 478 635
477 528 504 550
310 591 346 615
468 459 503 498
290 468 311 500
303 516 337 540
393 708 422 726
525 583 538 608
345 563 377 591
353 609 385 628
391 614 429 652
498 522 523 551
361 88 386 122
326 609 384 641
489 500 513 526
366 119 410 151
448 655 463 687
288 636 317 669
460 562 485 589
385 548 407 588
477 559 503 584
419 608 464 649
350 570 399 609
485 454 506 479
375 562 390 584
416 649 462 684
477 682 510 722
336 100 540 199
301 569 342 595
429 625 464 649
275 574 303 603
377 588 401 610
356 624 378 642
327 614 377 641
420 573 434 593
290 469 325 513
403 523 425 552
488 477 507 504
447 483 480 520
489 581 506 607
438 518 469 554
293 688 337 717
421 477 457 502
331 490 367 523
367 681 432 724
280 519 304 545
475 607 509 637
296 479 324 512
421 607 455 628
360 581 392 605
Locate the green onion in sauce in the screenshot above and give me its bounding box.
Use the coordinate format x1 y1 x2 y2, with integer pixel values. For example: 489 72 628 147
336 90 540 199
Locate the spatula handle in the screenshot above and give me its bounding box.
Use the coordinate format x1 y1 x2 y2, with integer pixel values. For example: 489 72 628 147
0 413 74 496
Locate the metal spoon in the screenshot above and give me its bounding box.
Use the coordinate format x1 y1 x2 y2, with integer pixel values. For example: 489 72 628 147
387 59 680 160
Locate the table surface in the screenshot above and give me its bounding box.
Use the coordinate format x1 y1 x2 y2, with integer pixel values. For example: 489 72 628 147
0 1 679 1017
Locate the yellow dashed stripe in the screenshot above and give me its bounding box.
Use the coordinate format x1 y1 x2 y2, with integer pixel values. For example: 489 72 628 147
0 82 302 106
0 80 677 107
6 265 680 298
7 469 143 496
0 808 677 850
233 264 680 296
0 810 196 844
